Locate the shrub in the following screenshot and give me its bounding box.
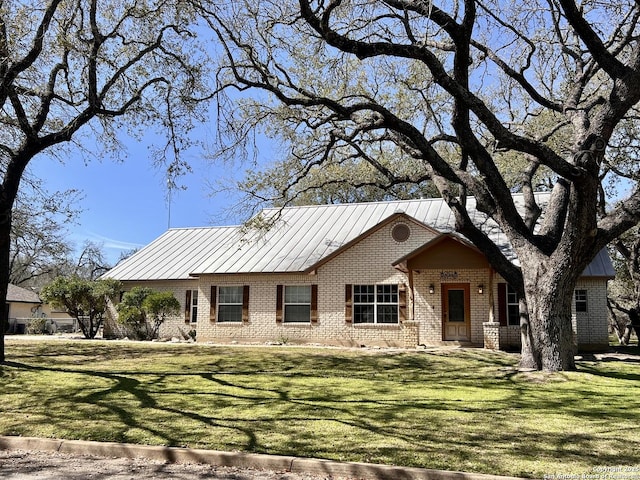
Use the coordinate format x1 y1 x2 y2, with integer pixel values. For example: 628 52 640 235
116 288 180 340
26 318 47 335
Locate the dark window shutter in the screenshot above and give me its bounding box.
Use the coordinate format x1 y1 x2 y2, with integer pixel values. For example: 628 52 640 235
310 284 318 324
276 285 283 323
184 290 192 324
345 284 353 324
497 283 507 327
242 285 250 323
399 283 407 322
209 286 217 323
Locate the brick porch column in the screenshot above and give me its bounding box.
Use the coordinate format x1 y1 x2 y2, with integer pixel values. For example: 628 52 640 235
402 321 420 348
483 322 501 350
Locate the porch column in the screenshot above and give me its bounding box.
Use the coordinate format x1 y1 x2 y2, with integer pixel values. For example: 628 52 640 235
403 320 420 348
483 268 501 350
483 322 501 350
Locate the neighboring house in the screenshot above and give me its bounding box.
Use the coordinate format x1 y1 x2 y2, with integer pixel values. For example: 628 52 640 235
5 284 43 333
103 194 614 351
4 284 76 334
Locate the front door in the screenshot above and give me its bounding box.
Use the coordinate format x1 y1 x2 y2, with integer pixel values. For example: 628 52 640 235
442 283 470 341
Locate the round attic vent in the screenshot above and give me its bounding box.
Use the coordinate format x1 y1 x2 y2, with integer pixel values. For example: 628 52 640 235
391 223 411 243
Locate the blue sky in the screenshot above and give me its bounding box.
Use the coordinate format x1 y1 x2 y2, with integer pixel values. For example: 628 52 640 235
27 133 252 266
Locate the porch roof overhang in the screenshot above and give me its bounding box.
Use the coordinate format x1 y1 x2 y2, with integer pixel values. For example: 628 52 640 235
393 233 491 273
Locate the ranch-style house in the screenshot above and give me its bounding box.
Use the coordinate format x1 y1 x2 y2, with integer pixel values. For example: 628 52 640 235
103 194 614 351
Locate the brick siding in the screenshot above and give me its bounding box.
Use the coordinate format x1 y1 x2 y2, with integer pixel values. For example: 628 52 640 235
106 221 610 351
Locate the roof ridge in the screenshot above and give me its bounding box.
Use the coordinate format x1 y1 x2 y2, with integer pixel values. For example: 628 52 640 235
165 224 241 232
261 197 446 213
261 192 541 213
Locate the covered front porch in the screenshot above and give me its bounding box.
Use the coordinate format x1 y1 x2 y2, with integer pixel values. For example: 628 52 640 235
395 234 504 349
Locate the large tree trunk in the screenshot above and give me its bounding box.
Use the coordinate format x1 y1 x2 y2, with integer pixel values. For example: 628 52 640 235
0 198 13 364
519 259 578 371
0 153 36 362
518 297 540 370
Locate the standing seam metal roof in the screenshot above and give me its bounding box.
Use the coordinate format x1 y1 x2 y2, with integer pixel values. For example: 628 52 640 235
103 195 614 281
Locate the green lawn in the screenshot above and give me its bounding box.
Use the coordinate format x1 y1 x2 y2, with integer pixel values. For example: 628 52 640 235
1 339 639 478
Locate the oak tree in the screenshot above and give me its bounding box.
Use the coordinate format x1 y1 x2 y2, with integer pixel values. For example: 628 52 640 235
201 0 640 370
608 226 640 345
0 0 209 361
9 180 80 287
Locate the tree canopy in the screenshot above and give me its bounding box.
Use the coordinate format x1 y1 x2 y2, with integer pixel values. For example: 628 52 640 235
9 179 81 287
0 0 212 361
116 287 181 340
201 0 640 370
40 276 121 339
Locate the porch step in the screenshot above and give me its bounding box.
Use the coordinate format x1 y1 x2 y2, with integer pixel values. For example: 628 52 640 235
427 341 476 347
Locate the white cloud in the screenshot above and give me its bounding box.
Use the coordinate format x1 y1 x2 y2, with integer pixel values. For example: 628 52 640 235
70 231 146 265
82 231 145 251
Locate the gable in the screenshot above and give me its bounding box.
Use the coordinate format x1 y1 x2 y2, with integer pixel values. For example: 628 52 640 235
394 234 490 271
302 213 439 273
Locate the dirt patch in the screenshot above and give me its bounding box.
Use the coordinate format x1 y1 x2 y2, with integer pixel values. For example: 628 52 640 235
0 449 348 480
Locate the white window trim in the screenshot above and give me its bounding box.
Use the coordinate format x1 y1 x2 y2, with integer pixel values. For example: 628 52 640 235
283 285 312 323
575 289 588 313
506 285 519 326
218 286 244 323
189 289 198 324
353 284 399 324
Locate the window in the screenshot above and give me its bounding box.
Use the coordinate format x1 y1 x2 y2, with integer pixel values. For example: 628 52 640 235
353 285 375 323
276 285 317 323
575 289 588 313
210 285 249 323
353 284 399 324
189 289 198 323
498 283 520 327
506 285 519 326
284 285 311 323
218 286 243 322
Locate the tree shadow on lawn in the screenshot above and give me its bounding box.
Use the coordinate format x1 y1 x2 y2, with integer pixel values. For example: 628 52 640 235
4 340 184 367
577 348 640 381
575 363 640 382
2 349 639 477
